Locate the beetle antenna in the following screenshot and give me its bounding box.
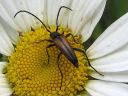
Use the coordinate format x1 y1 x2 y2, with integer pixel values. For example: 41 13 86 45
14 10 51 33
56 6 72 31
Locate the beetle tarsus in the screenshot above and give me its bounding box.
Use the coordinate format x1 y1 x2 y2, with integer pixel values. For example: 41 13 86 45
65 33 79 44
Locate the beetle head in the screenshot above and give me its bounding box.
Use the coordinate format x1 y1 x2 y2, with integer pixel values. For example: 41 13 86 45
50 32 61 39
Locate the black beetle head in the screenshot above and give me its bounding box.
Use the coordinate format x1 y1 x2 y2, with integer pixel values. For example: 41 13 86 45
50 32 61 39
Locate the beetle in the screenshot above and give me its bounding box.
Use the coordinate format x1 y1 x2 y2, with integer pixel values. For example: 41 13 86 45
14 6 80 67
14 6 103 76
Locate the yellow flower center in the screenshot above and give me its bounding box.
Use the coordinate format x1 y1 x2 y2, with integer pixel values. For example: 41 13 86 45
5 26 90 96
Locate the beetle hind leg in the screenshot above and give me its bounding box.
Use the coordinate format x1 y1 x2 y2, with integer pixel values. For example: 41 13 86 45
73 48 104 76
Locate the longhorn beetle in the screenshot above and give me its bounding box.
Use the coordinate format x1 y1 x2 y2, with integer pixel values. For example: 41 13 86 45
14 6 103 81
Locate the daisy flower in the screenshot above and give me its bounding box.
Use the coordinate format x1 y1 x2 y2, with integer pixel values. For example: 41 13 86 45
0 0 128 96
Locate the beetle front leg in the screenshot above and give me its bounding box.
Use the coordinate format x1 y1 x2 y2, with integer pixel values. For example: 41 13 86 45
46 44 55 64
73 48 104 76
45 39 53 43
65 33 79 44
57 52 63 89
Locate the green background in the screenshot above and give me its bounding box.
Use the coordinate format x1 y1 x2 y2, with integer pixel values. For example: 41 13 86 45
0 0 128 60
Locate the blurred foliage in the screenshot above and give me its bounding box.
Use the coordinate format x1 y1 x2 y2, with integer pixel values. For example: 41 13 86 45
0 54 2 61
0 0 128 59
84 0 128 48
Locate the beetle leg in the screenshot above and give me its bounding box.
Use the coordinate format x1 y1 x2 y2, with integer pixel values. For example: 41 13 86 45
57 52 63 89
65 33 79 44
73 48 104 76
42 39 53 43
61 31 64 35
46 44 55 64
35 39 53 44
45 39 53 43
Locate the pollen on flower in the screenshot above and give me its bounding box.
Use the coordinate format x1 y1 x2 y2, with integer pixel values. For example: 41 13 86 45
5 26 90 96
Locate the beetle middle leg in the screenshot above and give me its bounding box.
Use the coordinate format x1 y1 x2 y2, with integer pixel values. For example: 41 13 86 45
57 52 63 89
73 48 104 76
65 33 79 44
35 39 54 64
46 44 55 64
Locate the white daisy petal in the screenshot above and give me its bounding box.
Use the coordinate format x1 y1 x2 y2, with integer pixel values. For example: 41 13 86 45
47 0 54 25
12 0 35 31
80 0 106 42
91 70 128 82
59 0 73 27
0 23 14 56
68 0 106 42
0 62 12 95
0 62 7 72
47 0 72 26
0 3 21 31
0 0 28 32
85 80 128 96
0 0 48 32
89 44 128 72
68 0 87 31
87 12 128 59
47 0 62 26
0 76 11 96
0 16 19 44
27 0 45 28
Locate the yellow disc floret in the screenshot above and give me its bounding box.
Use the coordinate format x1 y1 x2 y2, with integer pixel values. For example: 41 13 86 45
5 26 90 96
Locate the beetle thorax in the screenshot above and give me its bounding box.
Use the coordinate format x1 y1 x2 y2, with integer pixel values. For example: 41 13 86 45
50 32 61 39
